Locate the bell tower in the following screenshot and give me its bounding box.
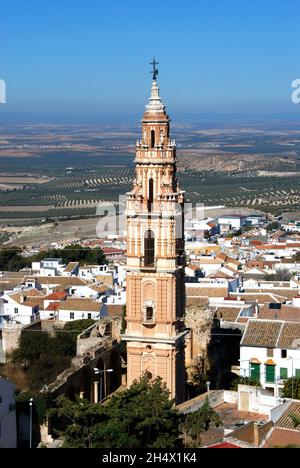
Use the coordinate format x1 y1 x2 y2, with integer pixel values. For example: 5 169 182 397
122 60 187 403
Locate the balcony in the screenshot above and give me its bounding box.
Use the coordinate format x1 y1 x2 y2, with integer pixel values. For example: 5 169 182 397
139 256 157 271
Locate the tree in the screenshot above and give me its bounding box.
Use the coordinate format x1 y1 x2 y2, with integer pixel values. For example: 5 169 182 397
230 376 261 391
289 413 300 428
293 252 300 262
187 357 209 397
0 247 28 271
9 320 95 391
265 269 292 282
50 377 182 449
282 378 300 400
181 397 222 447
267 222 280 232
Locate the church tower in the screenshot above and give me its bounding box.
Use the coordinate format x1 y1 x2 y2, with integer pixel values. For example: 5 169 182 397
122 60 187 403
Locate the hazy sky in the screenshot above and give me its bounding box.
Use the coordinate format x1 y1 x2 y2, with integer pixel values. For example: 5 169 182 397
1 0 300 115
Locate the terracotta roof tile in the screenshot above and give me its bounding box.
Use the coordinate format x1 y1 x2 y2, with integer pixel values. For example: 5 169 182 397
277 322 300 350
58 297 102 312
263 428 300 448
241 320 282 348
275 401 300 430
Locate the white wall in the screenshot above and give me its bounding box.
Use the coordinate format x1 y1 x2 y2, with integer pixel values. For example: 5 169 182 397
0 378 17 448
240 346 300 397
2 298 38 325
238 384 278 416
69 286 99 299
57 309 101 321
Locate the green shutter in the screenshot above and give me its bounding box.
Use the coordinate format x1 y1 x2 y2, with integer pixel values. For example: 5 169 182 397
251 363 260 382
295 369 300 379
266 364 275 383
280 368 288 379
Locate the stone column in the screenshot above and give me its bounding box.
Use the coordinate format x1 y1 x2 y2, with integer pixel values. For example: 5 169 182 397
93 380 99 403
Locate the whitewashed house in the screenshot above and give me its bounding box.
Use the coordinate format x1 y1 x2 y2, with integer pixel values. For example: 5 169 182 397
240 319 300 398
56 297 105 321
32 258 65 277
2 290 40 325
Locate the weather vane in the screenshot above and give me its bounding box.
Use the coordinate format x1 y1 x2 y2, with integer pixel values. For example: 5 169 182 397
150 57 159 81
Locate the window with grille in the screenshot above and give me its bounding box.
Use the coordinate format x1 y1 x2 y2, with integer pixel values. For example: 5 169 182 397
144 230 155 267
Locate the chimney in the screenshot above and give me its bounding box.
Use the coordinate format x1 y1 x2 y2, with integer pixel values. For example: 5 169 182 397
20 295 25 304
253 423 259 447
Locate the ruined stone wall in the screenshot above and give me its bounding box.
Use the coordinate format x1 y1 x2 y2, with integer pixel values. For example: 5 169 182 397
185 304 215 369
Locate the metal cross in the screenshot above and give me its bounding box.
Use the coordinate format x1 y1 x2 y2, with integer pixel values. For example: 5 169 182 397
150 57 159 81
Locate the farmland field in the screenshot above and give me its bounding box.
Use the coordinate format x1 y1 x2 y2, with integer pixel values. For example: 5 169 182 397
0 120 300 225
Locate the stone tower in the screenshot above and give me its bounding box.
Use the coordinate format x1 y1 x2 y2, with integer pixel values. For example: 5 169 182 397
122 64 187 403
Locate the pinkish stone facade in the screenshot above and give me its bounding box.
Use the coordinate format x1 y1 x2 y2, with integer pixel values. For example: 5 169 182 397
122 74 187 403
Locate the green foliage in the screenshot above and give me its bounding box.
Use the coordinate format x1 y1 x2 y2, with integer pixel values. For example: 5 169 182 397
267 222 280 232
181 397 223 447
230 376 261 391
10 320 95 390
293 252 300 262
289 413 300 428
282 378 300 400
50 377 182 449
0 245 106 272
16 392 53 425
32 245 107 266
187 358 209 397
0 247 28 271
265 268 292 281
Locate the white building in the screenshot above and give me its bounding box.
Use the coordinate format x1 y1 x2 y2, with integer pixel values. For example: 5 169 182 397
32 258 65 276
246 214 266 226
194 257 223 276
218 215 247 232
2 291 40 325
0 378 17 448
240 319 300 398
79 264 110 280
281 222 300 233
56 297 105 321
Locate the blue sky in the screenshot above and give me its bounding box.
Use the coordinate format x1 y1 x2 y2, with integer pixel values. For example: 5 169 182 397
1 0 300 114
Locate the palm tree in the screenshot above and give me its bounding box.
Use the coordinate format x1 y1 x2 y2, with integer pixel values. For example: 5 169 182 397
289 413 300 428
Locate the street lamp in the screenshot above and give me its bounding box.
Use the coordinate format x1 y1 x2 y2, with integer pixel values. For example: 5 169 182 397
29 398 34 449
94 367 114 403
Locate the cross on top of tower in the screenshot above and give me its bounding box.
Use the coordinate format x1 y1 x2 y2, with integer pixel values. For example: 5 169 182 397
150 57 159 81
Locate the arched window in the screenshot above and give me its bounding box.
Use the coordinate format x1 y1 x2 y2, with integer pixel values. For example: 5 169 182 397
146 306 154 321
144 230 155 267
148 178 154 212
150 130 155 148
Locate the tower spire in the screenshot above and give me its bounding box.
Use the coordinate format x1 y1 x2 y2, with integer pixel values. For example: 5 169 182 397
146 59 165 114
150 57 159 81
